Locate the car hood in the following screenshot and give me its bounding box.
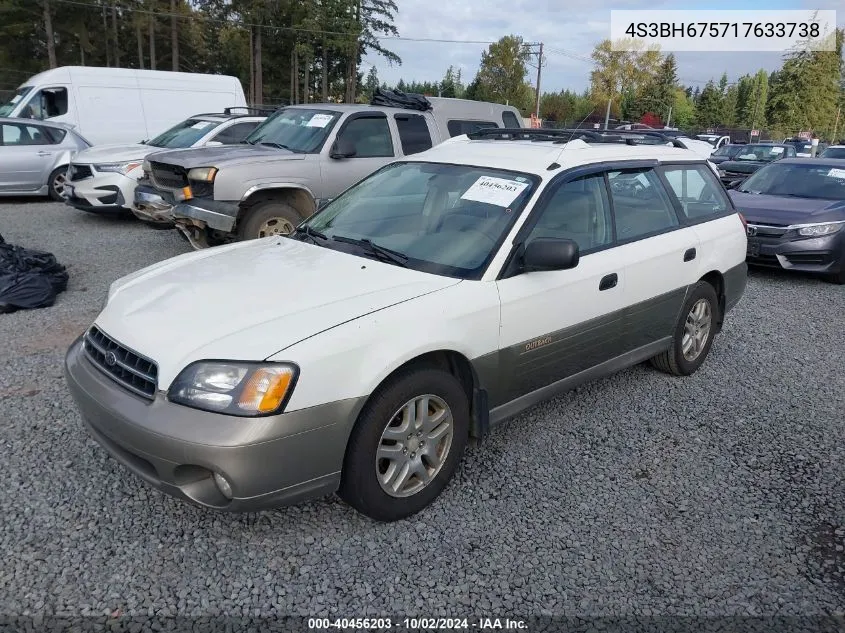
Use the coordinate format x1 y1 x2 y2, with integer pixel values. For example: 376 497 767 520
95 238 460 388
73 143 150 164
708 155 732 164
144 144 305 169
719 160 770 173
728 191 845 225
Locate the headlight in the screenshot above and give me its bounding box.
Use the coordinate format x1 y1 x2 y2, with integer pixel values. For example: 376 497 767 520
167 361 298 417
795 221 844 237
95 160 145 175
142 159 152 173
187 167 218 182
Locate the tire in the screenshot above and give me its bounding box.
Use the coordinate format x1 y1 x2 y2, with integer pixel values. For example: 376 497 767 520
650 281 720 377
48 166 69 201
338 368 470 522
237 200 304 241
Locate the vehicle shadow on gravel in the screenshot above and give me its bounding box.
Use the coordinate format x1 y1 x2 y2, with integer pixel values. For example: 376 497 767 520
747 264 835 287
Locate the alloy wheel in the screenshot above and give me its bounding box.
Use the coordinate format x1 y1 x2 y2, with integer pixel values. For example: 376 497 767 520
375 394 455 498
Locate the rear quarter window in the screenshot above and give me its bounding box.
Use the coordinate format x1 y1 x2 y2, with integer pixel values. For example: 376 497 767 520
446 119 499 137
502 111 521 128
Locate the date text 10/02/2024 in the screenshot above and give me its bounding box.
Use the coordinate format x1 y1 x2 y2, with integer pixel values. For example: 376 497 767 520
308 617 528 630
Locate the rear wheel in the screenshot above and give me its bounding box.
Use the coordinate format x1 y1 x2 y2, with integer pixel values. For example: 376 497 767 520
48 166 69 201
650 281 720 376
238 200 303 241
338 368 470 522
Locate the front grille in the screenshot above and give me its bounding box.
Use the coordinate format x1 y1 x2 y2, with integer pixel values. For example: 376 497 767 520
747 223 789 238
150 162 188 190
83 326 158 400
68 164 92 181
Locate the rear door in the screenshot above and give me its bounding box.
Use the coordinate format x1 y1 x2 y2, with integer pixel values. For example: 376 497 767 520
319 112 397 199
0 122 57 191
604 166 701 352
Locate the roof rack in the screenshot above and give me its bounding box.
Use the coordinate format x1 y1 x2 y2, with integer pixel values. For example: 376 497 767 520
466 127 689 149
190 106 277 118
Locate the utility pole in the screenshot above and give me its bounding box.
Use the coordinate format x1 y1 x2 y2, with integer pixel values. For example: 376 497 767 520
534 42 543 120
604 99 611 129
523 42 544 121
833 106 841 144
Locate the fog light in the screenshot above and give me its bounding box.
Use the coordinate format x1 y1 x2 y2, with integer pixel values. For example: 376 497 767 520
213 472 233 499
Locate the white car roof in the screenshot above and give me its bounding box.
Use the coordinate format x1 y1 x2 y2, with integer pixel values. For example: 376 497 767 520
410 136 705 175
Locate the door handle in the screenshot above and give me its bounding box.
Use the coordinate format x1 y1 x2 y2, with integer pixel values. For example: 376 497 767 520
684 247 697 262
36 151 51 157
599 273 618 291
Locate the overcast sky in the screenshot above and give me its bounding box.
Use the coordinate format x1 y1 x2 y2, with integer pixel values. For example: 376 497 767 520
363 0 844 93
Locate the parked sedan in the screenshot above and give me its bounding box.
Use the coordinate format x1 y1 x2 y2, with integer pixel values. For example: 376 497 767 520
728 158 845 284
0 116 91 200
820 145 845 159
716 143 797 186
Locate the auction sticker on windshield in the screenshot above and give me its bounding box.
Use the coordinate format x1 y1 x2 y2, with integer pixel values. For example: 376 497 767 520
191 121 212 130
306 114 334 128
828 168 845 180
460 176 529 207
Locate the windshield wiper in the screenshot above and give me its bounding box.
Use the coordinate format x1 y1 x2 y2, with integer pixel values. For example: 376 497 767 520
259 141 300 152
293 224 329 244
332 235 409 267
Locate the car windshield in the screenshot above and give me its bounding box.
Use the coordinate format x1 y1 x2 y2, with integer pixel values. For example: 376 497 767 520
734 145 787 161
737 163 845 200
713 145 739 157
146 118 222 148
821 147 845 159
296 161 540 280
0 86 32 116
242 107 340 153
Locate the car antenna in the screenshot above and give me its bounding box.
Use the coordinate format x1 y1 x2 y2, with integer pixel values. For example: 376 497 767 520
562 108 596 145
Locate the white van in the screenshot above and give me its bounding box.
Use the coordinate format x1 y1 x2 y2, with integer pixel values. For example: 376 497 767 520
0 66 247 146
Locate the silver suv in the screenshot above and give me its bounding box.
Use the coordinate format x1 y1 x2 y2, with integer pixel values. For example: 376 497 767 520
132 97 525 248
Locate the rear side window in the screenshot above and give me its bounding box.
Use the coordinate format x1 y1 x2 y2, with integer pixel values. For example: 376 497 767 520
447 119 498 137
394 114 432 155
660 164 733 221
502 111 521 128
212 121 261 144
607 169 679 242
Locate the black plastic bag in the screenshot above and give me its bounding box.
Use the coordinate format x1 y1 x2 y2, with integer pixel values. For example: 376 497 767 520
0 234 69 313
370 88 433 111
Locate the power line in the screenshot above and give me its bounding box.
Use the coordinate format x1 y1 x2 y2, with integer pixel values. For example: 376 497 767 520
52 0 497 44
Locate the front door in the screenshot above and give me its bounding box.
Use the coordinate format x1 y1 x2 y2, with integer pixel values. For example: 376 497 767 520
495 172 628 407
319 113 397 201
0 123 56 192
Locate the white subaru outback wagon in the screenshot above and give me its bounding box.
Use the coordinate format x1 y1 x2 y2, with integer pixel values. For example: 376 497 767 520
64 129 748 522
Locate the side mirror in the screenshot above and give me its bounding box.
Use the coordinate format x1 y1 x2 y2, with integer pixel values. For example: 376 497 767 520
523 238 579 272
330 138 356 159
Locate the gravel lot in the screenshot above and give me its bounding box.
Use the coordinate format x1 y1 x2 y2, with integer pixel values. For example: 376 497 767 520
1 201 844 623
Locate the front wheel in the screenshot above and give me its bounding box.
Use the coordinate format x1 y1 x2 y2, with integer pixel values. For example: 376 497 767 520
238 200 303 241
650 281 720 376
48 166 69 201
338 368 470 522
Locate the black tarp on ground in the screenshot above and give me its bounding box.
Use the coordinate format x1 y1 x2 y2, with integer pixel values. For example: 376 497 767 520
0 233 69 313
370 88 433 111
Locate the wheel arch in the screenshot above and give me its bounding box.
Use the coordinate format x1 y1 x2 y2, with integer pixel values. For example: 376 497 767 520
237 184 317 225
698 269 725 332
353 349 490 442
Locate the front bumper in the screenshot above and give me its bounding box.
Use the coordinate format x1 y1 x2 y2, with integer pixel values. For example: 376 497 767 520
64 335 364 512
745 228 845 275
172 197 239 233
64 170 138 213
132 183 176 224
